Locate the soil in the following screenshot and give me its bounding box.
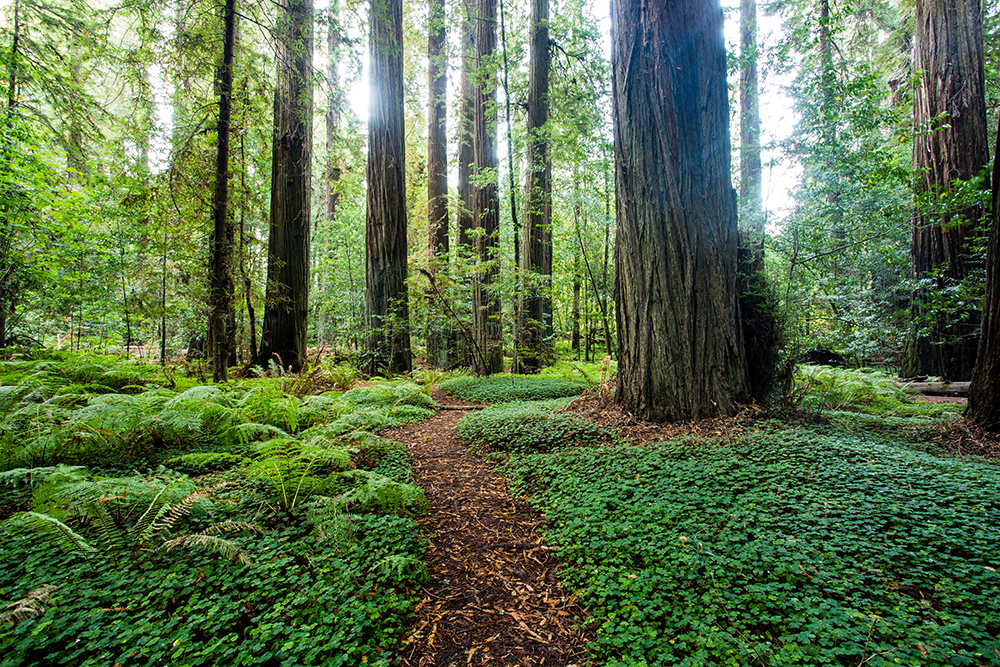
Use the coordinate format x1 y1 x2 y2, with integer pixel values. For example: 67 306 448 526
383 391 590 667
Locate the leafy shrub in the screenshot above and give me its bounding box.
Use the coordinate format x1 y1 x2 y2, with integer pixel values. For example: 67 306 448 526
458 399 613 453
439 374 586 403
502 425 1000 666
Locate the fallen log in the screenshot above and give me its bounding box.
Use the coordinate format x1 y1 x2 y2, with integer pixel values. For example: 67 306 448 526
896 381 970 397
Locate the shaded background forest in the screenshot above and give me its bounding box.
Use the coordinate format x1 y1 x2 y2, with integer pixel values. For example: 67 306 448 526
3 0 1000 378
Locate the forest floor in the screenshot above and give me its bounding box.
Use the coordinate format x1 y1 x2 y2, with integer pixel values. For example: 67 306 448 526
382 391 591 667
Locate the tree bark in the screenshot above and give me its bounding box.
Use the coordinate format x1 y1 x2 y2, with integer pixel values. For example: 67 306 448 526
457 1 476 250
471 0 503 376
967 120 1000 426
426 0 454 370
325 0 342 226
365 0 411 375
739 0 762 243
209 0 236 383
906 0 987 381
258 0 313 374
612 0 748 421
516 0 551 373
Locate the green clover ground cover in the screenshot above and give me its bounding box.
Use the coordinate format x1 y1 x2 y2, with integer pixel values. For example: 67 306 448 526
503 423 1000 666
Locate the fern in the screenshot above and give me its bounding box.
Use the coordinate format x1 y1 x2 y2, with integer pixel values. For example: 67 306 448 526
375 554 428 585
0 585 59 625
14 511 96 562
161 521 263 564
336 471 427 514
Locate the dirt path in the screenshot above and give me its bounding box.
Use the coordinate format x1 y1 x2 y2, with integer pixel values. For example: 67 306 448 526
381 394 590 667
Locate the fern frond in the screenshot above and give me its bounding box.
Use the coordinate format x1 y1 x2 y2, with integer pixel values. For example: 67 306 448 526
0 465 86 487
15 511 96 560
161 533 251 564
0 585 59 625
147 482 231 538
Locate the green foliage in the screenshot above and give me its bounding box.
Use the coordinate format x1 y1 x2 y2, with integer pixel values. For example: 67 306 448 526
796 364 915 413
458 399 614 454
162 452 248 475
439 374 587 404
0 367 432 666
502 425 1000 666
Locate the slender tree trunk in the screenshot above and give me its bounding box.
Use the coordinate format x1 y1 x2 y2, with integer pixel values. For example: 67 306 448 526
516 0 551 373
325 0 341 226
0 0 21 349
426 0 452 369
612 0 748 421
258 0 313 373
906 0 988 381
472 0 503 376
967 120 1000 426
365 0 411 375
457 1 476 250
739 0 762 244
210 0 237 383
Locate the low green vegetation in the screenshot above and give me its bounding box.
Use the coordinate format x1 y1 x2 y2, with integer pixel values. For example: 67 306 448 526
491 375 999 666
0 352 431 667
458 399 614 454
438 373 587 403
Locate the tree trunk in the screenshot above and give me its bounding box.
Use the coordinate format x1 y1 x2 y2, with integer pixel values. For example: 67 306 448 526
471 0 503 376
365 0 411 375
967 121 1000 426
906 0 987 381
739 0 762 243
457 1 476 251
426 0 453 370
516 0 551 373
325 0 341 226
258 0 313 374
210 0 236 383
612 0 748 421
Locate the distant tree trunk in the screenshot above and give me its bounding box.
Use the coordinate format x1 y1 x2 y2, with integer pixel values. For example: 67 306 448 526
0 0 21 349
258 0 313 373
967 122 1000 427
325 0 341 226
209 0 236 383
516 0 551 373
457 1 476 250
471 0 503 376
905 0 987 381
426 0 453 370
612 0 748 421
365 0 411 375
739 0 762 245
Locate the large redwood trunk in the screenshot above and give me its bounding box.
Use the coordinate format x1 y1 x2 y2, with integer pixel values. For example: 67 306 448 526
471 0 502 376
364 0 411 375
258 0 313 373
906 0 988 381
612 0 748 421
517 0 552 373
209 0 236 382
966 122 1000 427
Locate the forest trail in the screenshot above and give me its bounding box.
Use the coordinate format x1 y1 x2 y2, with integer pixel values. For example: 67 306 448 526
381 392 590 667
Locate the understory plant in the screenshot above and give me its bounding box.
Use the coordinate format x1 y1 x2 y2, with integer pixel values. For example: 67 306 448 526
439 374 587 404
503 423 1000 666
0 352 431 667
458 399 615 454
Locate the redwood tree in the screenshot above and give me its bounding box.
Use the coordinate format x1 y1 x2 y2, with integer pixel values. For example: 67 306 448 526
364 0 411 374
471 0 502 375
517 0 552 373
209 0 236 382
456 1 476 249
906 0 988 381
967 123 1000 427
612 0 748 421
257 0 313 373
